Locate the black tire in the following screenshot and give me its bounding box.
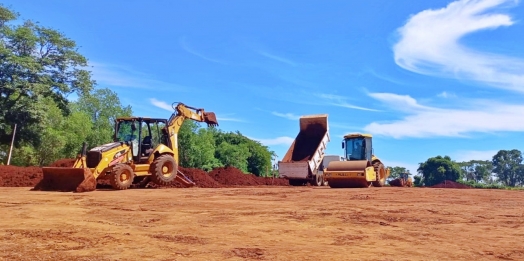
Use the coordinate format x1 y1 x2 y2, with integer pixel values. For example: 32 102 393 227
150 154 178 185
310 174 322 186
372 162 385 187
110 164 135 190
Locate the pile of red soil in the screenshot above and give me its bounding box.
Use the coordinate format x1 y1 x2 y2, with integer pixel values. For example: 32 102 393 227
431 180 471 189
0 165 43 187
49 158 76 167
209 166 260 186
145 167 222 188
0 158 289 189
209 166 289 186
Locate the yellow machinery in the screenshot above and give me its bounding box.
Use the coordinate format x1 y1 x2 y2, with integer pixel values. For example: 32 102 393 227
36 102 219 192
323 133 390 188
389 173 413 187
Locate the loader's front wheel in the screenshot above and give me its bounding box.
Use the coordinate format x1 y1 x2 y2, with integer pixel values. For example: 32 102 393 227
150 155 178 186
110 164 135 190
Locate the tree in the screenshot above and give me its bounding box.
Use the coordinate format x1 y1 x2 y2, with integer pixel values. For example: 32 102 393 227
492 149 523 187
74 88 132 148
413 175 423 187
457 160 493 183
0 5 94 147
9 97 93 166
216 141 250 172
417 156 462 187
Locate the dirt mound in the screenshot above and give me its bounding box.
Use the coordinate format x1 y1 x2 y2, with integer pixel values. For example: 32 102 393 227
145 167 222 188
0 163 287 189
0 165 42 187
431 180 471 189
181 167 221 188
49 158 76 167
209 166 260 186
208 166 289 186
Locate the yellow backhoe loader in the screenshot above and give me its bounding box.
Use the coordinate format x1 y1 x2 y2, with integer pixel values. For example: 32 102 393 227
35 102 219 192
323 133 390 188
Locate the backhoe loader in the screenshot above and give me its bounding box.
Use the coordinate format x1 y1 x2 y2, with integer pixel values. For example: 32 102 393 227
35 102 219 192
323 133 390 188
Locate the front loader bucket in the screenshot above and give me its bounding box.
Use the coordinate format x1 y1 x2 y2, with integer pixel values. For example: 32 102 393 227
34 167 97 192
203 112 219 127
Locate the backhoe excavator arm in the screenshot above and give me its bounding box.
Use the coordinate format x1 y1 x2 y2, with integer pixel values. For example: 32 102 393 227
165 102 219 163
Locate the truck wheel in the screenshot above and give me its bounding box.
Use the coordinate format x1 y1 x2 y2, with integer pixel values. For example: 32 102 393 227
110 164 135 190
372 162 385 187
150 155 178 186
311 174 322 186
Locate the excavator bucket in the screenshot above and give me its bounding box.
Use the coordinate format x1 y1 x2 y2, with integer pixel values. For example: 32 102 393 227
34 167 97 192
203 112 219 127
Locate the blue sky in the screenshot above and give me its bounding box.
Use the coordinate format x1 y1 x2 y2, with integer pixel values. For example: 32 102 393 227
3 0 524 173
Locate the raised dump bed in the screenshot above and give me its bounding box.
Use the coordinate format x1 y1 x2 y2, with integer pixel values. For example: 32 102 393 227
278 114 330 186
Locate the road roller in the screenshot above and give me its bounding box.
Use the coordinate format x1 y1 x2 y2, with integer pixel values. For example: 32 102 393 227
323 133 390 188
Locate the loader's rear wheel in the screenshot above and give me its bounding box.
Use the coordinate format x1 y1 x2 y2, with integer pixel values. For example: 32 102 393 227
372 162 385 187
150 155 178 186
110 164 135 190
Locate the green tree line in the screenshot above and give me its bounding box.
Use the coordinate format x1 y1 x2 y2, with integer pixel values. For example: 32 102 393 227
0 5 276 176
408 150 524 188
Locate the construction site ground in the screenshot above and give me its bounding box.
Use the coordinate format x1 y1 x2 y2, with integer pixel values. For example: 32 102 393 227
1 186 523 261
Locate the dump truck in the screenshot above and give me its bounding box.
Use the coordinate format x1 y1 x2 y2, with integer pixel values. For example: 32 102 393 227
35 102 219 192
323 133 390 188
278 114 330 186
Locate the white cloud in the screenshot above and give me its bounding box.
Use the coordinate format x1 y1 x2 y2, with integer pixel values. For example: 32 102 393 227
318 93 381 112
272 112 300 120
393 0 524 92
364 92 524 138
452 150 498 162
250 136 295 146
179 37 229 65
259 51 297 66
150 98 173 111
216 117 245 122
437 91 457 98
89 62 186 90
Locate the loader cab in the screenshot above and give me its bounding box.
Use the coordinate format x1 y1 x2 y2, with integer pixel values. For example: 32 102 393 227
115 117 169 163
342 133 372 161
